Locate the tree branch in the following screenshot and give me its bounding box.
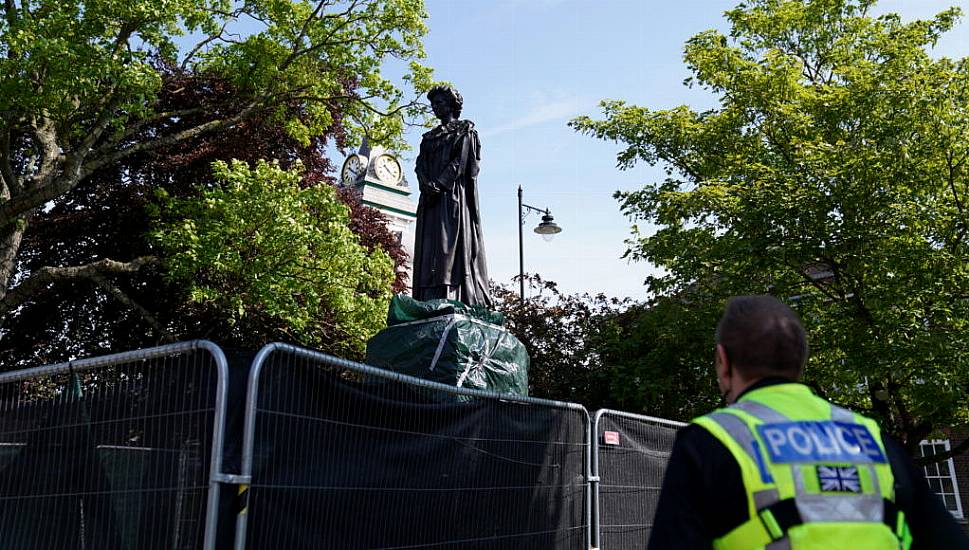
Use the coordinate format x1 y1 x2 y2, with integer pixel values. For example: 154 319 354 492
93 107 206 157
0 102 257 231
292 93 420 119
0 102 116 230
0 256 158 316
0 127 14 199
180 27 226 70
179 7 245 70
110 24 134 57
27 115 60 189
821 255 874 325
791 258 842 303
72 96 123 162
88 273 175 343
80 102 260 176
946 151 968 245
0 220 26 302
867 380 895 431
891 380 914 439
292 0 331 52
3 0 15 28
279 0 363 71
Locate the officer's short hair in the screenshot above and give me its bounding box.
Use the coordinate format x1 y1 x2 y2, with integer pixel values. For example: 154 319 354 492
715 295 808 378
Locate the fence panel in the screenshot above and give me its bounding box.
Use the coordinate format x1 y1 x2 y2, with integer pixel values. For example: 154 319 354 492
0 341 229 550
236 343 590 550
592 410 685 549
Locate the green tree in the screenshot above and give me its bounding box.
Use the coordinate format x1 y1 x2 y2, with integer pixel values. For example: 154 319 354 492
0 0 431 347
493 276 721 418
594 296 722 421
152 159 393 358
572 0 969 456
0 64 409 367
491 275 629 407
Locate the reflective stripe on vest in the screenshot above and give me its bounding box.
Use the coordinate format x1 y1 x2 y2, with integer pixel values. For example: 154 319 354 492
694 383 911 550
708 412 778 485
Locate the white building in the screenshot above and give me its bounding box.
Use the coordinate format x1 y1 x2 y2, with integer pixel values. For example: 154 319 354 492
339 142 417 290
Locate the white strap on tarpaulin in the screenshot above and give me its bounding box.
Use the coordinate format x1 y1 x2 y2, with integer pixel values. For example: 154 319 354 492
429 317 458 372
455 329 507 388
381 313 505 372
455 357 474 387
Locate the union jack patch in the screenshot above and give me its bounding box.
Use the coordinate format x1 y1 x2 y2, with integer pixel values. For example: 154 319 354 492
816 465 861 493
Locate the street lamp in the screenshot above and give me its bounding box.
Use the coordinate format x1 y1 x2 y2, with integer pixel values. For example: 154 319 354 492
518 185 562 302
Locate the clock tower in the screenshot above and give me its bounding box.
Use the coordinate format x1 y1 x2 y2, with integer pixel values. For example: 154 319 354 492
339 141 417 288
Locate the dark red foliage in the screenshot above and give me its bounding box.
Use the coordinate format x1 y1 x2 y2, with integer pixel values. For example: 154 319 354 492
2 63 407 367
337 186 409 293
491 274 630 405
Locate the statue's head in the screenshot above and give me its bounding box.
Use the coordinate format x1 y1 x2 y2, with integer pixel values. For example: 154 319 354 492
427 85 463 120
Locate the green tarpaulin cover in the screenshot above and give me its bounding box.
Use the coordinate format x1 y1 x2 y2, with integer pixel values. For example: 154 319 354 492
365 295 529 396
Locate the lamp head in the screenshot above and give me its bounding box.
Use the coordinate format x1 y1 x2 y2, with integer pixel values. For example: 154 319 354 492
534 213 562 241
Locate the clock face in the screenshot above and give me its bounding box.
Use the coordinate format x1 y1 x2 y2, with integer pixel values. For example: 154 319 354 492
341 155 366 185
374 154 402 185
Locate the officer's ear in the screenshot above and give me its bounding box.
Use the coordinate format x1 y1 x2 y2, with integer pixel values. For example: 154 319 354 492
715 343 732 387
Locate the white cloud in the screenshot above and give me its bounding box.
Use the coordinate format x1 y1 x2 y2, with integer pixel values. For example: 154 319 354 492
480 96 589 138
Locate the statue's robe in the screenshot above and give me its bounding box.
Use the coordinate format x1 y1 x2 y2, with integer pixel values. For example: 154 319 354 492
412 119 493 308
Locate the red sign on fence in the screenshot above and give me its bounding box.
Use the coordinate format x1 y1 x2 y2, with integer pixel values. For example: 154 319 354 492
603 431 620 446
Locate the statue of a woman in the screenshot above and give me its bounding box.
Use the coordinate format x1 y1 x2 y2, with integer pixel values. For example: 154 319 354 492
412 85 493 308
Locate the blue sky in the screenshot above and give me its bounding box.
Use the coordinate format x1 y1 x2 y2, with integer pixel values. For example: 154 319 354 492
380 0 969 300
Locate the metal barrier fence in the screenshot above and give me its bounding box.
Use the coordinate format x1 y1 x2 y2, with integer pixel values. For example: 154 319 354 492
591 410 685 549
0 340 229 550
235 342 592 550
0 339 691 549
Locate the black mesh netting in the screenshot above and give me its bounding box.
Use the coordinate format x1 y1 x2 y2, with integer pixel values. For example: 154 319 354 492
242 349 588 549
0 349 220 550
596 414 680 550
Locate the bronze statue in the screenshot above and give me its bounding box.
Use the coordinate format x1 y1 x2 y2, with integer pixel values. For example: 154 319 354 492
412 85 493 308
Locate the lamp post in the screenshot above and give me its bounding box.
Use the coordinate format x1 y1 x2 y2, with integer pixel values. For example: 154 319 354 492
518 185 562 303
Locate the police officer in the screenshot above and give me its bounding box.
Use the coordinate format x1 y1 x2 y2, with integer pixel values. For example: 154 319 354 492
648 295 969 549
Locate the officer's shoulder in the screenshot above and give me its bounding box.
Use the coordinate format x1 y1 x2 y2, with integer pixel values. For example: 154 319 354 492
674 422 729 452
677 423 708 437
669 423 740 476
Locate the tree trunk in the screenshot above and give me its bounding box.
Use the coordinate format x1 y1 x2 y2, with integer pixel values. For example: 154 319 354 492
0 219 25 300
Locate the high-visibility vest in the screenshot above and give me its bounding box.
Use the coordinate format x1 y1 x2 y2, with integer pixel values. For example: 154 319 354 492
693 383 912 550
